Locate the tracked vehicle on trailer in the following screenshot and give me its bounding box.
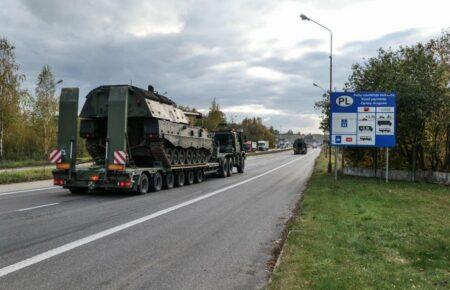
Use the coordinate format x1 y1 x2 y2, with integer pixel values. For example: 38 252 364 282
51 85 246 194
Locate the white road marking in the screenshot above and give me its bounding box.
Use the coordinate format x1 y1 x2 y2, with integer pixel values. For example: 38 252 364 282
0 154 310 278
0 187 59 197
13 203 60 212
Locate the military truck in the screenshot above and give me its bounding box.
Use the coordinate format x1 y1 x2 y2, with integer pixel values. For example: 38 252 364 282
293 138 307 155
51 85 246 194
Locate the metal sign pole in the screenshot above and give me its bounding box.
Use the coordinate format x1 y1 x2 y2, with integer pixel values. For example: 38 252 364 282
385 147 389 183
334 146 338 180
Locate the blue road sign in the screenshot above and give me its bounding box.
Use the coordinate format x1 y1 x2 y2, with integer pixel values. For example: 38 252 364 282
330 92 396 147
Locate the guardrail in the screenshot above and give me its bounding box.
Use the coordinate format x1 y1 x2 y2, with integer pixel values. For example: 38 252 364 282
246 148 292 156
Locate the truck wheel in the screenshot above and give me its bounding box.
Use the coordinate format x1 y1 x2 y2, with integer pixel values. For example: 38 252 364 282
69 187 88 194
218 159 228 178
163 172 175 189
226 158 233 177
175 171 185 187
194 169 204 183
137 174 150 194
186 170 195 185
237 156 245 173
150 172 163 192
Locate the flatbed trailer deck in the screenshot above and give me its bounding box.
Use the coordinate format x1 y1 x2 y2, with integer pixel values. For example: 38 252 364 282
53 158 240 194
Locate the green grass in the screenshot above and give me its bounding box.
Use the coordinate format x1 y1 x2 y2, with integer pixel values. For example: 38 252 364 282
0 159 51 169
269 153 449 290
0 169 53 184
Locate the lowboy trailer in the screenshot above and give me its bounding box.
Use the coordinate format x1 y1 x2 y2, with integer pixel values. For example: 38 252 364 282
52 86 246 194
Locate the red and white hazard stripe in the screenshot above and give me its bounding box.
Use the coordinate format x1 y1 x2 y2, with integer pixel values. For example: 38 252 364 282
113 150 127 165
49 149 62 163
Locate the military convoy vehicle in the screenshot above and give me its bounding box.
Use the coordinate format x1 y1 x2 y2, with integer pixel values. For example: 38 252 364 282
293 138 307 155
51 85 246 194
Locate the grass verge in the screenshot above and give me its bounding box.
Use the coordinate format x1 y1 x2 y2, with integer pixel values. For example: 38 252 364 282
0 159 51 169
0 169 53 184
268 153 449 289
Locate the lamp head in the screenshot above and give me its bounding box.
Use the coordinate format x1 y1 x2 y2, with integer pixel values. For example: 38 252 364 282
300 14 310 21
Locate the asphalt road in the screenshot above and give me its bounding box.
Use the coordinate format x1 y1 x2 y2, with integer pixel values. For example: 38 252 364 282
0 149 319 289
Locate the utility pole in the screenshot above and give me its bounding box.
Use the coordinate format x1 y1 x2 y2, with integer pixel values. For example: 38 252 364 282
301 14 333 174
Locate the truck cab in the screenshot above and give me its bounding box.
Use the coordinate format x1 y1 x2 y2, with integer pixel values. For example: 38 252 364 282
211 129 246 177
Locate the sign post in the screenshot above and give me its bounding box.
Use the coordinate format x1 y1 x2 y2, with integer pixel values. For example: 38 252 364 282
385 148 389 183
330 92 396 180
334 148 338 180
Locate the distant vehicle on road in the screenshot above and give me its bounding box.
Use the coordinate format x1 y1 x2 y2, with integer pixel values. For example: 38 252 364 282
244 141 257 152
257 140 269 151
293 138 307 155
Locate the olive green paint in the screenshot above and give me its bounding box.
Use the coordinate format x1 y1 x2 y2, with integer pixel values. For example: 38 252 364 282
106 86 128 165
57 88 79 169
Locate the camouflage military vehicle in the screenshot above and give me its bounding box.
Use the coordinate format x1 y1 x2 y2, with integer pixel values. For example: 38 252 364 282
52 85 245 194
79 85 213 167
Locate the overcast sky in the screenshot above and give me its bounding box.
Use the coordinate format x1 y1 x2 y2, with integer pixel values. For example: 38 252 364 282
1 0 448 133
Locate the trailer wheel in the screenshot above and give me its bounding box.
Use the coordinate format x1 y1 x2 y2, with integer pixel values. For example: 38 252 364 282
150 172 163 192
194 169 204 183
175 171 185 187
226 158 233 177
218 159 229 178
186 170 195 185
137 173 150 194
237 156 245 173
163 172 175 189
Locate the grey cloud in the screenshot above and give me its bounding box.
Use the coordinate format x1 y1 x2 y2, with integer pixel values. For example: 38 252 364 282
0 0 431 133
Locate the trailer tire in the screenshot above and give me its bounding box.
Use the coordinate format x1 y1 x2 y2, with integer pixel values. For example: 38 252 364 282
150 172 163 192
237 156 245 173
163 172 175 189
194 169 203 183
175 171 185 187
186 170 195 185
226 158 233 177
218 159 228 178
137 173 150 194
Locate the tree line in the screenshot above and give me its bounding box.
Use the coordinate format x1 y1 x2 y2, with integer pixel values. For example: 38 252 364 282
1 37 277 163
182 99 277 147
0 38 63 162
316 30 450 173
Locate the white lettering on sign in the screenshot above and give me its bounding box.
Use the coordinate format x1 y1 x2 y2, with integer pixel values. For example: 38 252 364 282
336 95 353 107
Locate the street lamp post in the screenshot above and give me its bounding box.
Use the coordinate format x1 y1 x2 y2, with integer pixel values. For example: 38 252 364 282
300 14 333 175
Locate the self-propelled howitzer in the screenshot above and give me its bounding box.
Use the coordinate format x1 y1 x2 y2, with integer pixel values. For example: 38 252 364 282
79 85 213 167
